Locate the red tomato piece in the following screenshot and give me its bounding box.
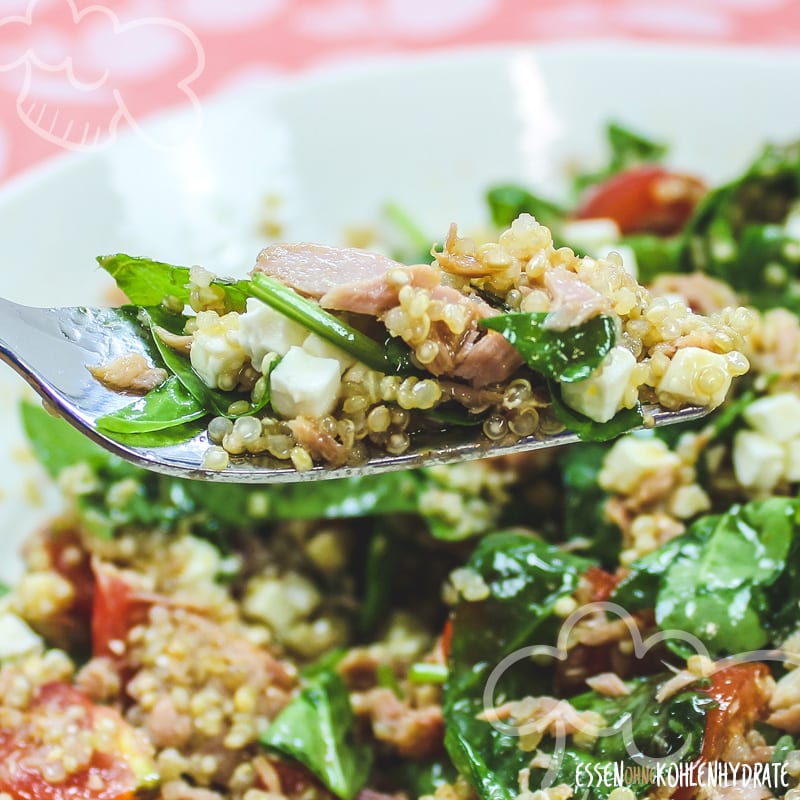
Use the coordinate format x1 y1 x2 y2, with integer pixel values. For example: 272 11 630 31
584 566 619 603
0 682 153 800
574 165 706 236
440 617 454 663
699 662 771 761
90 561 151 658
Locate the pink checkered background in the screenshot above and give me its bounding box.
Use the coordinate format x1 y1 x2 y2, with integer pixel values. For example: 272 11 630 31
0 0 796 181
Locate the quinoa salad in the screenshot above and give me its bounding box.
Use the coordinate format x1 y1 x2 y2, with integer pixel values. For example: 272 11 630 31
88 192 750 474
3 124 800 800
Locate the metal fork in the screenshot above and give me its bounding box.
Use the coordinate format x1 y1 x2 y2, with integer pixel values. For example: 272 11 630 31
0 297 709 483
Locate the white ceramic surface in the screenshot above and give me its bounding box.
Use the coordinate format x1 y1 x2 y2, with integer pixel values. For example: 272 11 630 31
2 42 800 582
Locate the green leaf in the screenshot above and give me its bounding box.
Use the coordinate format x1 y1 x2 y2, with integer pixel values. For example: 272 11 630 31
96 376 206 434
384 758 458 798
485 184 567 230
248 273 416 375
260 671 372 800
98 420 208 449
619 233 681 283
677 139 800 312
97 253 250 312
480 313 616 383
443 533 592 800
558 443 620 567
383 201 434 265
147 322 253 419
548 380 644 442
358 528 397 637
572 121 667 197
618 499 800 656
20 400 115 477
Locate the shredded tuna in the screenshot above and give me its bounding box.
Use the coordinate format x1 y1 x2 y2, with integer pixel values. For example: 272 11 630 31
438 381 504 412
145 694 193 749
655 669 701 703
87 352 167 394
351 687 443 759
585 672 630 697
650 272 740 315
542 267 611 331
767 668 800 733
481 696 604 752
153 325 194 356
288 417 349 467
161 780 226 800
253 242 408 299
450 328 524 386
320 264 441 315
433 223 486 277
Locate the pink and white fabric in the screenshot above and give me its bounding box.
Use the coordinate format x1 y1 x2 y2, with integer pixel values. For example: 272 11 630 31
0 0 795 180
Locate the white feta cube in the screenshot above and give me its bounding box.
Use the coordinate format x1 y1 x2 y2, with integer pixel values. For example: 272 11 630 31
784 437 800 482
657 347 732 409
560 218 621 251
743 393 800 442
732 430 784 491
302 333 356 374
190 311 247 391
559 218 637 278
238 297 307 366
599 434 681 494
0 613 42 659
269 346 341 419
561 346 637 424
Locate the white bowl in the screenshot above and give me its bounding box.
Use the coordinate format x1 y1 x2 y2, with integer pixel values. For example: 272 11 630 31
2 42 800 581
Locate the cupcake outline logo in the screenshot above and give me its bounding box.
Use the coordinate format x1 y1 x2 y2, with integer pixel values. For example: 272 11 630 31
0 0 205 151
480 600 793 792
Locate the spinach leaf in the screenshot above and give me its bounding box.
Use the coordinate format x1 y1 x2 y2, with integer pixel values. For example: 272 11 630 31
148 323 253 418
677 139 800 312
385 758 458 797
443 533 592 800
572 122 667 197
617 499 800 657
22 402 494 542
480 313 616 383
248 273 416 375
383 201 434 265
526 676 712 799
98 253 250 312
96 376 206 434
571 675 711 764
558 443 620 567
358 527 398 637
21 399 117 477
485 184 567 231
619 233 682 283
548 380 644 442
261 670 372 800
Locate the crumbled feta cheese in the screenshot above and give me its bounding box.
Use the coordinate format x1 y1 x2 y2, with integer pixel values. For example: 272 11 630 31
190 310 247 390
238 297 307 366
732 430 784 491
302 333 356 374
784 437 800 482
599 435 681 495
560 218 621 250
657 347 733 409
0 613 42 659
175 537 222 587
559 218 637 278
269 346 341 419
743 393 800 442
667 484 711 519
561 345 637 423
